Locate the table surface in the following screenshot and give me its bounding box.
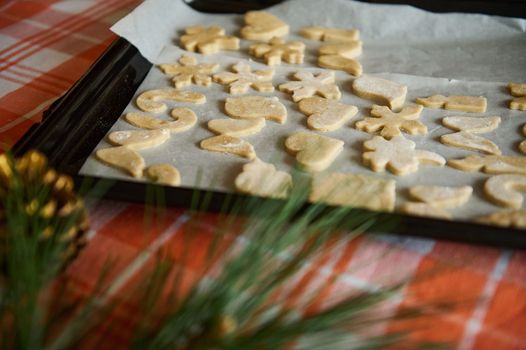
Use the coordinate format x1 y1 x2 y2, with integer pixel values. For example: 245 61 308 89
1 1 525 348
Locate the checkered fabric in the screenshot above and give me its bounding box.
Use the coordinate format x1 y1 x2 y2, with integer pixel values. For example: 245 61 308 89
1 1 525 349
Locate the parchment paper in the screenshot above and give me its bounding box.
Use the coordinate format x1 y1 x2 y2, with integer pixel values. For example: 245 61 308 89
80 0 526 222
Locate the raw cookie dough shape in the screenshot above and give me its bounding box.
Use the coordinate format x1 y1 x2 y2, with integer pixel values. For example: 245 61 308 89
285 132 344 172
95 146 145 178
318 54 362 77
510 97 526 111
319 41 362 59
442 116 501 133
300 26 360 42
225 96 287 124
125 108 197 133
409 185 472 208
180 26 239 54
416 95 487 113
352 76 407 110
309 172 395 212
441 132 501 155
509 82 526 97
399 202 451 220
136 89 205 113
248 37 305 66
240 11 289 41
107 129 170 150
200 135 256 159
484 174 526 209
235 158 292 199
208 118 266 137
476 209 526 229
298 96 358 132
145 164 181 186
279 71 341 102
213 61 274 94
355 104 426 139
519 124 526 154
448 155 526 175
158 54 219 89
363 135 445 176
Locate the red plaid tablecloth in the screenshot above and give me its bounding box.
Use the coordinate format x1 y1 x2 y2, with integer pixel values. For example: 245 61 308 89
1 1 525 349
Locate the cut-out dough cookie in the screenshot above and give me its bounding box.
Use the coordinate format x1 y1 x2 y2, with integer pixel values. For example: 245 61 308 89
95 146 145 178
235 158 292 199
318 55 362 77
319 41 362 59
399 202 451 220
416 95 487 113
208 118 265 137
476 209 526 229
484 174 526 209
180 26 239 54
107 129 170 150
225 96 287 124
519 124 526 154
213 61 274 94
300 26 360 42
448 155 526 175
145 164 181 186
285 132 344 172
352 76 407 110
442 116 501 133
125 108 197 133
309 172 395 212
409 185 472 208
200 135 256 159
509 82 526 97
248 37 305 66
240 11 289 41
136 89 205 113
363 135 445 176
298 96 358 132
355 104 426 139
279 71 341 102
441 132 501 155
158 54 219 89
510 97 526 111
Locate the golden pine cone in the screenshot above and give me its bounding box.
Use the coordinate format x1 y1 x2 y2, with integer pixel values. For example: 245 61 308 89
0 150 89 272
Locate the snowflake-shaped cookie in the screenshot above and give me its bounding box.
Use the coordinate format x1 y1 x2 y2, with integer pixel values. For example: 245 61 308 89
159 54 219 89
180 26 239 54
363 135 445 175
213 61 274 94
248 37 305 66
355 104 426 139
279 71 341 102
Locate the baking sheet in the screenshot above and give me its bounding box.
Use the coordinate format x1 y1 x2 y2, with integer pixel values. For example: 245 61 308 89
80 0 526 221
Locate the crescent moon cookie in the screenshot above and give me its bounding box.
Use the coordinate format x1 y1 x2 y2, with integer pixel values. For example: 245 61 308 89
363 135 445 176
300 26 360 42
107 129 170 150
125 108 197 133
484 174 526 209
235 158 292 199
136 89 205 113
279 71 341 102
224 96 287 124
200 135 256 159
95 146 145 178
180 25 239 54
298 96 358 132
440 132 501 155
145 164 181 186
442 116 501 133
309 172 396 212
352 76 407 110
285 132 344 172
355 104 426 139
416 95 487 113
240 11 289 41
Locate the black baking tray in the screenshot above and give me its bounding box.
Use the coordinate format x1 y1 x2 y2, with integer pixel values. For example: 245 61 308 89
13 0 526 249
